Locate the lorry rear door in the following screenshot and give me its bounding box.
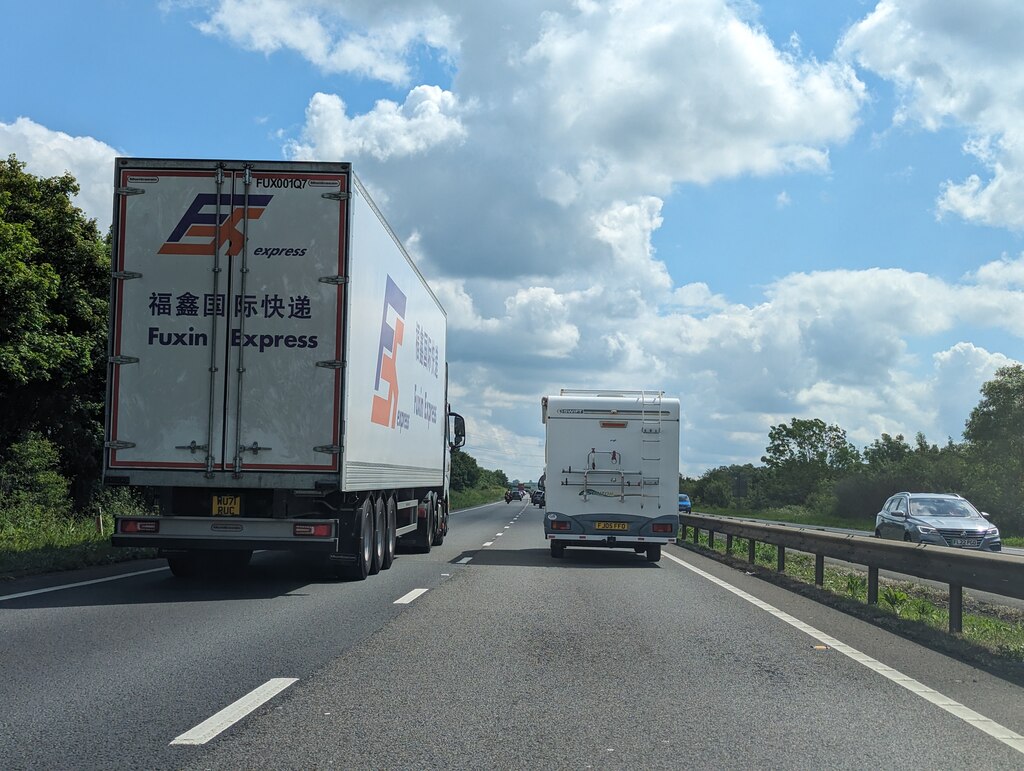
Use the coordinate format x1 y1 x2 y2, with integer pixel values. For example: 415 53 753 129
107 160 349 475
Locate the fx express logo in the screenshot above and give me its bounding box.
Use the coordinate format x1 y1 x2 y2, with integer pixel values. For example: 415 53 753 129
371 276 410 430
159 194 273 256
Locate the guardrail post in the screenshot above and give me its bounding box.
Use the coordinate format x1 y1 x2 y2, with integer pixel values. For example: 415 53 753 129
725 534 733 554
692 526 699 544
747 538 755 564
949 584 963 634
709 530 716 549
814 554 824 587
867 567 879 605
777 545 785 573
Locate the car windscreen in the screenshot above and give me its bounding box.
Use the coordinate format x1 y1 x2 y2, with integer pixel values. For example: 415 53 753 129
909 498 978 518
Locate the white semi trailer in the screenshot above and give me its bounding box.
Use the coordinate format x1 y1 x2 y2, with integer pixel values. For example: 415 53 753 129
541 390 680 561
105 158 464 579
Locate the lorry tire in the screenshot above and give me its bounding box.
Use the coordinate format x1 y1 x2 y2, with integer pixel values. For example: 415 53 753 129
431 498 445 546
550 541 565 558
415 496 434 554
167 554 200 578
344 499 374 580
370 495 385 575
382 497 397 570
645 544 662 562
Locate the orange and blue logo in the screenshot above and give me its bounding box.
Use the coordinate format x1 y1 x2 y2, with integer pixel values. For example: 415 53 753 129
371 275 408 428
159 193 273 256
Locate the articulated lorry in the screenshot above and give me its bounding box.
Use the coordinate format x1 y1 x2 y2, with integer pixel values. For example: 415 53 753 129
541 390 679 561
105 158 464 579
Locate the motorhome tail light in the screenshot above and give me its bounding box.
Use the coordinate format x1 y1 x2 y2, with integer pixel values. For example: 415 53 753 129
551 520 570 531
294 523 332 537
652 523 674 534
121 519 159 534
600 421 627 428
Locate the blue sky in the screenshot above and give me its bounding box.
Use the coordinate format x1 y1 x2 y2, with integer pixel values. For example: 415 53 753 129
3 1 1023 483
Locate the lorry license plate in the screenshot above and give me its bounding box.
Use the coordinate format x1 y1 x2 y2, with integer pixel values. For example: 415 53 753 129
950 537 979 547
212 495 241 516
595 521 629 531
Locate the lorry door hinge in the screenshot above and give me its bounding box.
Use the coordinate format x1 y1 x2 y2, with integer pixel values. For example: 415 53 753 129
239 442 271 456
112 271 143 280
318 275 348 286
105 440 136 450
316 360 344 370
174 441 209 454
116 186 145 197
109 355 139 365
321 192 351 201
314 444 342 454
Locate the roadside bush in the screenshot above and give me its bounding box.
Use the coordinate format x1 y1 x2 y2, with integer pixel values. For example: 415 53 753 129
0 432 72 520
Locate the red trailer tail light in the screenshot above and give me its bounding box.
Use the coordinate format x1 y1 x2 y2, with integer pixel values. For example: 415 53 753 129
652 523 674 533
121 519 159 534
551 520 570 531
294 523 332 537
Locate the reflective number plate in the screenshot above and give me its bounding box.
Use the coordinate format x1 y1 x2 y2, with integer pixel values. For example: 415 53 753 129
595 521 629 531
950 537 980 547
212 495 241 516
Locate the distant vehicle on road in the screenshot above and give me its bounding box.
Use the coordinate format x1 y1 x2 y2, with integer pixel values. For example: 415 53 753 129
531 489 545 507
678 493 692 514
874 492 1001 551
505 489 523 503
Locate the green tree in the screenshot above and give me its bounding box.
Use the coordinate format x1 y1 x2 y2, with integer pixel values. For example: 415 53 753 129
450 449 482 492
962 364 1024 530
0 155 109 502
761 418 861 506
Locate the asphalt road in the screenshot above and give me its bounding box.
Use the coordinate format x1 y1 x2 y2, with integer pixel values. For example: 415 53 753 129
3 501 1024 769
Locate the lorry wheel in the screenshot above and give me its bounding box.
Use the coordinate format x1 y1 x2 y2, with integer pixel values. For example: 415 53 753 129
382 497 397 570
166 555 200 578
215 550 252 576
416 496 434 554
344 499 373 580
431 499 445 546
645 544 662 562
550 541 565 558
370 496 385 575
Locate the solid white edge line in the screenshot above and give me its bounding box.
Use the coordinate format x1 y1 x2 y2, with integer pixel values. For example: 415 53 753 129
170 678 298 746
0 567 168 602
662 550 1024 756
394 588 429 605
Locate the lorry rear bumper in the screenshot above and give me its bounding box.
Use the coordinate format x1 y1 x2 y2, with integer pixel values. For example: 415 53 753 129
111 536 336 552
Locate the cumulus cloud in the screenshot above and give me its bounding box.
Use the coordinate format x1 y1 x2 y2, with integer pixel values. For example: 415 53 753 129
0 117 119 229
840 0 1024 228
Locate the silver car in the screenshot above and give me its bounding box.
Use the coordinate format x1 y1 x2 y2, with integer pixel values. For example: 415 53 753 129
874 492 1001 551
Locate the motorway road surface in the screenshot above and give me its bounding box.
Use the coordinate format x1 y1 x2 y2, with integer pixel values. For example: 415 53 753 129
2 500 1024 769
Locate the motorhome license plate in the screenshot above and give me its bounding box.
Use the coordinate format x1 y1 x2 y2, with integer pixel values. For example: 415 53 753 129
212 495 241 516
595 521 629 531
950 537 980 547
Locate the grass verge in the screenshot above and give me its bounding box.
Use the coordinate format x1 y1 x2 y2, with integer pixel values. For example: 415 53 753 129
451 486 505 511
678 528 1024 682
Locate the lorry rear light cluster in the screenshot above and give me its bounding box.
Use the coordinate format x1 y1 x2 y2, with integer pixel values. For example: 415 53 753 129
294 523 332 537
121 519 159 534
551 521 570 531
652 523 674 533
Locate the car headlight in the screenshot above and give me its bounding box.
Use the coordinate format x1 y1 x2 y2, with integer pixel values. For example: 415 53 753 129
985 527 999 536
916 525 937 535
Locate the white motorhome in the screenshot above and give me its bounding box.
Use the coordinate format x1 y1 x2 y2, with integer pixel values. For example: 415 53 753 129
541 390 680 561
105 158 464 580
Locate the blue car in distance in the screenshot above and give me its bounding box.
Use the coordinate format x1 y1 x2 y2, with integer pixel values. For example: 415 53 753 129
678 493 692 514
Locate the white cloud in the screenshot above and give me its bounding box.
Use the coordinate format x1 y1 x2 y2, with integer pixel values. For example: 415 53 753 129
0 117 119 230
285 87 467 161
840 0 1024 228
776 190 792 208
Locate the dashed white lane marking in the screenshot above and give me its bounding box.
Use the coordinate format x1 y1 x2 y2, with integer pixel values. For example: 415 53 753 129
495 533 504 537
483 541 494 547
663 551 1024 756
170 678 298 745
504 525 511 529
394 588 429 605
457 557 473 564
0 567 168 602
